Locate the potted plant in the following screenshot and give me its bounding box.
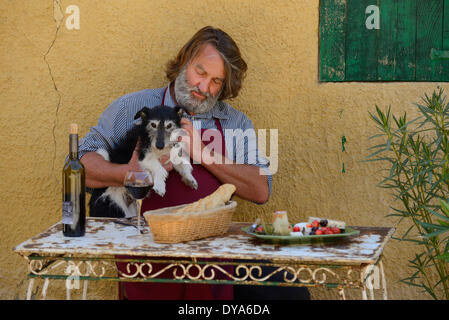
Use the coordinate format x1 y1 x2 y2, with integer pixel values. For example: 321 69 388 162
367 87 449 299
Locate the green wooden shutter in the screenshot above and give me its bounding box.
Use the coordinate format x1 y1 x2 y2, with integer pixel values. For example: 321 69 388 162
377 0 416 80
442 0 449 81
346 0 378 81
320 0 449 82
320 0 346 81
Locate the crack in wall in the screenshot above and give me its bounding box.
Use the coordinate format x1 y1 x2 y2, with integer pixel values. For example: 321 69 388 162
45 0 64 180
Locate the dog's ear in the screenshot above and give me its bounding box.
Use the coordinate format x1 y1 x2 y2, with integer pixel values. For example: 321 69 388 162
174 105 189 118
134 107 150 121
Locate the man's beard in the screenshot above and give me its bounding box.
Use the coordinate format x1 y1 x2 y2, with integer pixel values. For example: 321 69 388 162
174 66 221 114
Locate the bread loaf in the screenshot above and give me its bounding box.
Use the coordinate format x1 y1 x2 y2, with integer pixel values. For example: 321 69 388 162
173 184 236 214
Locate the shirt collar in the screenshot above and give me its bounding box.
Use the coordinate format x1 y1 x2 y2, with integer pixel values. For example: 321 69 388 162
163 82 176 107
165 82 229 120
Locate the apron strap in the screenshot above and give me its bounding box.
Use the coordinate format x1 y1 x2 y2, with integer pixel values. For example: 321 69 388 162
162 86 168 105
213 118 227 158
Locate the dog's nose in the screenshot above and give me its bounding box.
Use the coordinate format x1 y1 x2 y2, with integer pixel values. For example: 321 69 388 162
156 141 164 150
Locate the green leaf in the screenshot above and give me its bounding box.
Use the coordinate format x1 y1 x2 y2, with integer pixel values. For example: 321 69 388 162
434 274 449 288
367 143 388 151
399 279 423 288
437 253 449 261
417 219 449 230
391 235 427 245
421 229 449 239
366 148 388 159
386 138 392 151
437 219 449 227
422 285 438 300
399 225 416 242
368 133 387 140
439 199 449 218
423 206 449 222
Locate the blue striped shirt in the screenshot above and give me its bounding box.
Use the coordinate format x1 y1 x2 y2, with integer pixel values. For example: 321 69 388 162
79 83 272 197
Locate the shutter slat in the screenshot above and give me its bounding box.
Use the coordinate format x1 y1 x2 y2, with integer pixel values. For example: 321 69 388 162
345 0 378 81
377 0 398 80
416 0 444 81
442 0 449 81
320 0 347 81
395 0 417 80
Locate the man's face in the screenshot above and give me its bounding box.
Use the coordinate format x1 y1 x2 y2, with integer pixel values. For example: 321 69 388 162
174 44 226 114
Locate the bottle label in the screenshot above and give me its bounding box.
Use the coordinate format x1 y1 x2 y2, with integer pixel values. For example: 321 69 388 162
62 201 74 225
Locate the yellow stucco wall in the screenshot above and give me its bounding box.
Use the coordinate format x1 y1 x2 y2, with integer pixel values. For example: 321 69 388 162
1 0 448 300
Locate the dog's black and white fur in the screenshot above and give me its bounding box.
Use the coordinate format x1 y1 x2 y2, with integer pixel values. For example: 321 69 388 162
89 105 198 218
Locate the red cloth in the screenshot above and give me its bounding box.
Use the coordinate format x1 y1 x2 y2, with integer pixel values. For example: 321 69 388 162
118 91 233 299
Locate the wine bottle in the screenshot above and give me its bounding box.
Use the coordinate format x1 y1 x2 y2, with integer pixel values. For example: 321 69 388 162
62 123 86 237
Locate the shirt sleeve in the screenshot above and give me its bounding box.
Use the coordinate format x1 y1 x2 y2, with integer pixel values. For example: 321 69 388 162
78 97 127 160
224 115 273 200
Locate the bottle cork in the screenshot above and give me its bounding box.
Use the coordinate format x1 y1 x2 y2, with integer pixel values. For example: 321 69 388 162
70 123 78 134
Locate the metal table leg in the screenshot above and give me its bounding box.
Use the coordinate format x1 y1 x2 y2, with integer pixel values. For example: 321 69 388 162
42 278 50 300
26 279 35 300
360 256 387 300
379 260 387 300
338 287 346 300
82 280 88 300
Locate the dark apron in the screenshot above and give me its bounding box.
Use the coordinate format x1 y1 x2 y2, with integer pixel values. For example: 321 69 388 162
117 87 233 300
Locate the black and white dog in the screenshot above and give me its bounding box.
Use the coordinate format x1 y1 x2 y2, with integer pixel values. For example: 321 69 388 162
89 105 198 218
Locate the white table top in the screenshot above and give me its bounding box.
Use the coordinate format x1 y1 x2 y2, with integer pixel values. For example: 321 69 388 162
14 218 395 265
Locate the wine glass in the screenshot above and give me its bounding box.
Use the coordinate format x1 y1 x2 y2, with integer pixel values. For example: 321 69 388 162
124 171 153 234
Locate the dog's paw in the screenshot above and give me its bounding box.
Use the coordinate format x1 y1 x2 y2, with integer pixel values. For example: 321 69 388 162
182 176 198 190
153 181 166 197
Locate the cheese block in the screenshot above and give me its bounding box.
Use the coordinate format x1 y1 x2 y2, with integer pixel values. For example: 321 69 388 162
272 211 291 236
308 216 346 229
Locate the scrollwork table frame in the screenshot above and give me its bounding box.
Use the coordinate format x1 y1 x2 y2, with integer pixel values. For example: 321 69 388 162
14 218 395 300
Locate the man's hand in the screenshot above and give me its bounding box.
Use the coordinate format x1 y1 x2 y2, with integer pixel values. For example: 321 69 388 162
180 118 204 164
178 118 269 204
83 139 150 189
127 138 143 172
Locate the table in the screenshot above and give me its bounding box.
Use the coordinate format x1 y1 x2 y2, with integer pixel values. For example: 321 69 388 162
13 218 395 300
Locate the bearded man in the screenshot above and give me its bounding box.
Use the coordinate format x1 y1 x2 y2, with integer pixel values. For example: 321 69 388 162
78 26 283 300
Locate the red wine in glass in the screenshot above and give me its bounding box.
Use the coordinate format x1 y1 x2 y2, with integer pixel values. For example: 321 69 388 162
125 184 151 200
124 171 153 234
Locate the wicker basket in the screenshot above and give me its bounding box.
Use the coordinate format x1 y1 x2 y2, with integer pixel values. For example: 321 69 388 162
143 201 237 243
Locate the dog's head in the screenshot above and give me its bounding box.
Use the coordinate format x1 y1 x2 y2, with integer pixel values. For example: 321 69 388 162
134 105 188 150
